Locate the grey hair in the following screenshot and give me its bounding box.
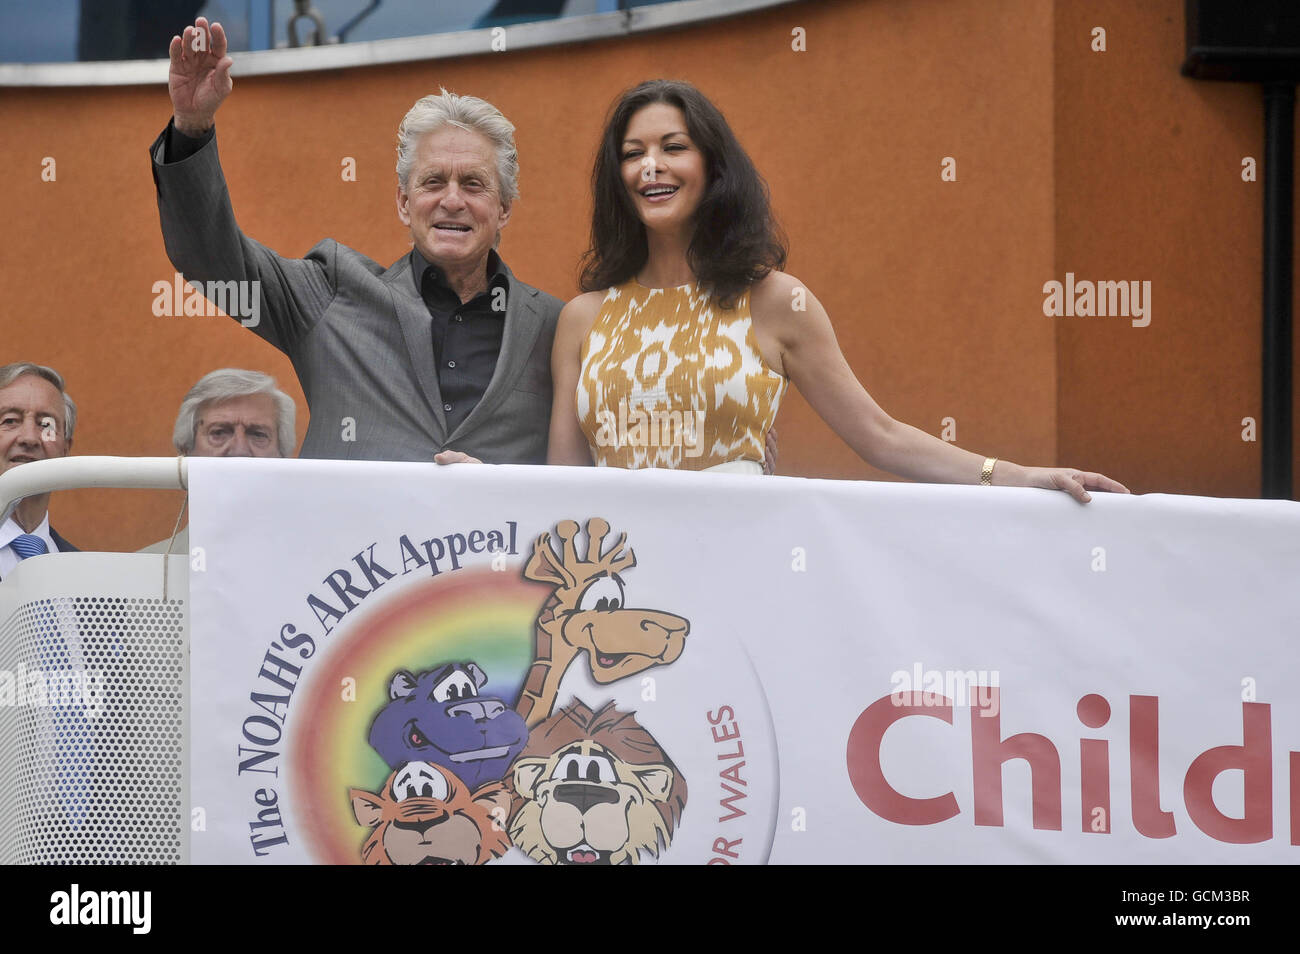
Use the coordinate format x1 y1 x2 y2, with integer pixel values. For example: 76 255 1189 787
0 362 77 443
173 368 296 457
396 89 519 203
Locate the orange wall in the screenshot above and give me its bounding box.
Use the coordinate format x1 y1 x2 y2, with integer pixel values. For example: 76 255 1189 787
0 0 1294 552
1054 0 1294 498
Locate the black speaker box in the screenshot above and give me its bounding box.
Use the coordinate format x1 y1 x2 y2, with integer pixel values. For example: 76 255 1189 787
1182 0 1300 82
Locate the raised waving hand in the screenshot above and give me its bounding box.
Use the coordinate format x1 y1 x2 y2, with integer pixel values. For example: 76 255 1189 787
168 17 233 136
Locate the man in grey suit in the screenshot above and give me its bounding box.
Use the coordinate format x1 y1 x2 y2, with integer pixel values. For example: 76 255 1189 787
150 17 560 464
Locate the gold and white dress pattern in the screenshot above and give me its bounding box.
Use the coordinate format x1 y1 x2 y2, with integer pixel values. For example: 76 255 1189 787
577 280 786 470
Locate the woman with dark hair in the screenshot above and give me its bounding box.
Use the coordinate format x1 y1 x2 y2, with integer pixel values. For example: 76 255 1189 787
548 80 1127 501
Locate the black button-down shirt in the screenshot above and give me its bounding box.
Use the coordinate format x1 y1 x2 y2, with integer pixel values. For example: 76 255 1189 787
411 247 510 435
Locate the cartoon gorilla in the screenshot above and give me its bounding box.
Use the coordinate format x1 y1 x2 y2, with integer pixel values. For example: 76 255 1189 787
368 662 528 792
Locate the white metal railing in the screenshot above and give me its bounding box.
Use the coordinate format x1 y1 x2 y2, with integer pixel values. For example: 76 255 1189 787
0 457 188 527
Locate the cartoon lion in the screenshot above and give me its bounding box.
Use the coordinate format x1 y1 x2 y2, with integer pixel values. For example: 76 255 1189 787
368 662 529 791
508 699 687 865
349 761 512 865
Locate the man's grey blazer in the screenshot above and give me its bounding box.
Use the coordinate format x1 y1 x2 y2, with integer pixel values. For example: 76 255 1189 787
149 126 562 463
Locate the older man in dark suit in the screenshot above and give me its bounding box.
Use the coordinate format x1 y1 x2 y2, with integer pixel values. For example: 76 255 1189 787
150 17 560 465
0 362 78 580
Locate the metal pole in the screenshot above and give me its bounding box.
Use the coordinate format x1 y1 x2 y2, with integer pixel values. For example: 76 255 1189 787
1261 82 1294 499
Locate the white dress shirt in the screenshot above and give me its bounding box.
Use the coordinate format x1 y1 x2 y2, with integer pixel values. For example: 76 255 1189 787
0 511 58 580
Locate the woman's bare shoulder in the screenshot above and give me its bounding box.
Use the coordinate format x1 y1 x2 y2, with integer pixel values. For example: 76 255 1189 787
750 269 815 320
557 289 608 335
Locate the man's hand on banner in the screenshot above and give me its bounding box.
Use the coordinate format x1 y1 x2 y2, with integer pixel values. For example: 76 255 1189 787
434 450 484 465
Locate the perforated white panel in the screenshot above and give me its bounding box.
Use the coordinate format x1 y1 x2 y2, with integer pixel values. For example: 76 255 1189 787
0 584 186 864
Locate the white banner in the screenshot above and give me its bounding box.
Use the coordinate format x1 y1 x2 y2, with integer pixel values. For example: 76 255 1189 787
187 459 1300 864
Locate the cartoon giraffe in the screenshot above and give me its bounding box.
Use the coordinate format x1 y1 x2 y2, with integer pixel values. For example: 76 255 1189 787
515 518 690 728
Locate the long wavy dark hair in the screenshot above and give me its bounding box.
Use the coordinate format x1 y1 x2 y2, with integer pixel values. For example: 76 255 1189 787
578 80 787 309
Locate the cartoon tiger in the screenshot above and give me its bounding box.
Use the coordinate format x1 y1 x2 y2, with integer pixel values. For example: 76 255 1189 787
349 761 512 865
508 699 687 865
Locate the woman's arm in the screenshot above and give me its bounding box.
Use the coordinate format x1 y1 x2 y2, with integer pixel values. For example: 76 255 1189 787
751 272 1129 502
546 293 604 466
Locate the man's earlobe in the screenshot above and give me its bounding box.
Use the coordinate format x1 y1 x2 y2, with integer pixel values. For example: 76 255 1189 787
395 184 410 225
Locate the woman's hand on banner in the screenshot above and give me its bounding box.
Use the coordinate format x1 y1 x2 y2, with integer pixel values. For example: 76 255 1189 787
1015 466 1131 503
763 426 778 475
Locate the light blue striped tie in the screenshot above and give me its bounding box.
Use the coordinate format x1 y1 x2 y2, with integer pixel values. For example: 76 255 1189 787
10 533 48 559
